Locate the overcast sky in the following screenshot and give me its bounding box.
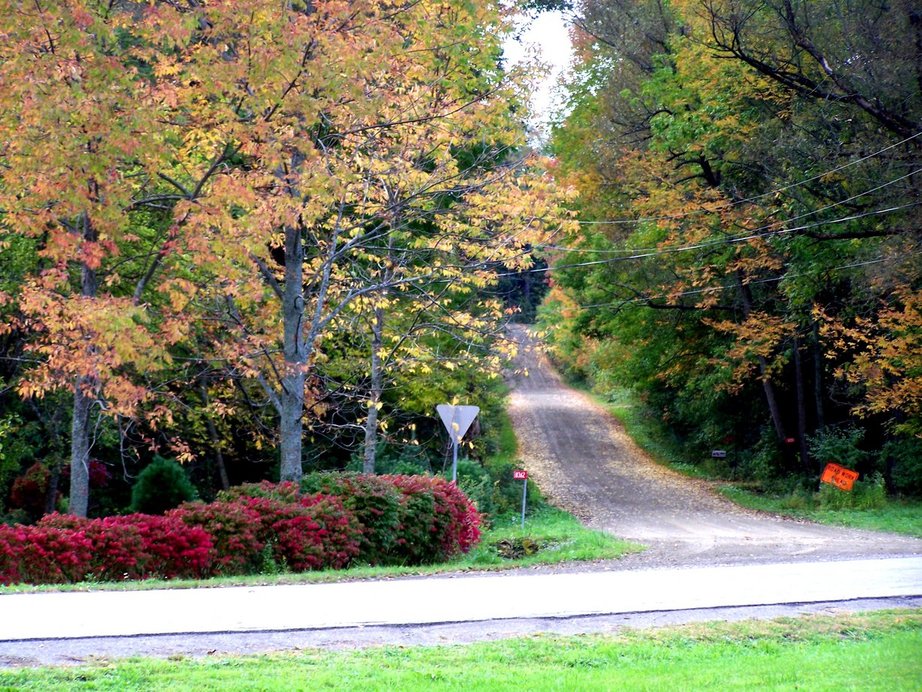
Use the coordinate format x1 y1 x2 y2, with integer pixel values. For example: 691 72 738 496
502 9 574 140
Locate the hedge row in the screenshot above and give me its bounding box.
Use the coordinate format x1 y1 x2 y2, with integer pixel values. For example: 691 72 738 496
0 474 481 585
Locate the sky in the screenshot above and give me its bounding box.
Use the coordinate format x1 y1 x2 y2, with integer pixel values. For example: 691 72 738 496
502 10 574 140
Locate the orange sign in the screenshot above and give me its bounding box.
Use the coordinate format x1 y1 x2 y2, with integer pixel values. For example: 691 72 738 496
821 463 859 491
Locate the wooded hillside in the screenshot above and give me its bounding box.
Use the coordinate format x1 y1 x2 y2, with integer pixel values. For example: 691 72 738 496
538 0 921 493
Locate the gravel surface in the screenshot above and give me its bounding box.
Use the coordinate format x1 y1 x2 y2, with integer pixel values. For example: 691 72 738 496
506 324 922 569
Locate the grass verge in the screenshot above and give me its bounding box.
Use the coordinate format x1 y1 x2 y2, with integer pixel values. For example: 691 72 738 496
2 610 919 689
719 485 922 538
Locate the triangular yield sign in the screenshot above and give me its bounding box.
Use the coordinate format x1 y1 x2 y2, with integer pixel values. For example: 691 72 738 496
436 404 480 442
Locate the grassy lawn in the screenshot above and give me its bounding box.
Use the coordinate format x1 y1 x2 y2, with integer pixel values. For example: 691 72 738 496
0 505 640 595
2 610 919 689
719 485 922 538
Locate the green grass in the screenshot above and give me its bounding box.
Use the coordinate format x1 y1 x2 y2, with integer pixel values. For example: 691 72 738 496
719 485 922 538
2 610 920 689
462 505 642 568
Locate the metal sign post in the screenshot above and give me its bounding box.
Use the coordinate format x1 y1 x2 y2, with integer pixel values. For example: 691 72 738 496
436 404 480 482
513 469 528 528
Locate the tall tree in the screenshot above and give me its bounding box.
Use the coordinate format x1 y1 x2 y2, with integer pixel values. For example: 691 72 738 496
0 1 194 515
144 0 557 482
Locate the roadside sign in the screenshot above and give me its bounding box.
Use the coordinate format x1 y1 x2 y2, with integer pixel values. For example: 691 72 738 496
820 463 859 491
436 405 480 442
711 450 727 459
436 404 480 482
514 469 528 527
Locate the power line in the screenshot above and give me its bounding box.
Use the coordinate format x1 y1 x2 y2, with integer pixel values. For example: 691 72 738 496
577 253 918 310
539 167 922 256
500 198 919 276
568 129 922 226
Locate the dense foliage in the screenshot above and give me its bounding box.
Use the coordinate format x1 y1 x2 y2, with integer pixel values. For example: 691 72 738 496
539 0 921 493
0 1 568 519
0 475 481 585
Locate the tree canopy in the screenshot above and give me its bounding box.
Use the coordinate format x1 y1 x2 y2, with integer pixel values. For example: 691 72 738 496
0 0 569 517
540 0 921 490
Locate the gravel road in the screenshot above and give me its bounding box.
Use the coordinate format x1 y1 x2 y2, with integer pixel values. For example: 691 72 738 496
506 324 922 569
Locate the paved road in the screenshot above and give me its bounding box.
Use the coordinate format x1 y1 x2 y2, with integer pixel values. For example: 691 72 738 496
2 558 921 641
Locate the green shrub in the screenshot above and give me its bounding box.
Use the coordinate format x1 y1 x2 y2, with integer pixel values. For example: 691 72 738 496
818 473 887 510
129 456 198 514
808 426 868 469
738 427 785 485
881 437 922 496
454 459 495 518
301 472 402 565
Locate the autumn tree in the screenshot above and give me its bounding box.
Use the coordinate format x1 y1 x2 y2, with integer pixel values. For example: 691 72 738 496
139 0 558 483
0 1 201 516
540 0 921 484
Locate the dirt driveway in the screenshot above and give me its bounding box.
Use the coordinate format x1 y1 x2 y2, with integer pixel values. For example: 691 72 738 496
506 325 922 568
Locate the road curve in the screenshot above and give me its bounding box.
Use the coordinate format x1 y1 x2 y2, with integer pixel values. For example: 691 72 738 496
506 324 922 567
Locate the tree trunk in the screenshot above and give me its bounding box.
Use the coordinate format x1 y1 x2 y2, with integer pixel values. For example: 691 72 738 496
757 356 787 442
792 336 812 472
278 221 306 483
811 321 826 429
362 307 385 474
69 380 92 517
199 378 230 491
736 273 787 442
44 459 61 516
69 214 97 517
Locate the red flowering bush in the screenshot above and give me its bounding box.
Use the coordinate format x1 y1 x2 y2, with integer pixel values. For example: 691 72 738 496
386 475 481 564
0 524 92 585
229 494 360 571
301 473 402 565
217 480 302 503
118 514 213 579
169 501 264 576
0 474 480 586
9 463 53 519
32 513 212 582
38 513 147 581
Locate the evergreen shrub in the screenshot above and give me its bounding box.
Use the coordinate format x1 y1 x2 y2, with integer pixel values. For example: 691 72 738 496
129 456 198 514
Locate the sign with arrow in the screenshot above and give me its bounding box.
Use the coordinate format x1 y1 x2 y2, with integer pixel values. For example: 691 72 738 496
436 404 479 482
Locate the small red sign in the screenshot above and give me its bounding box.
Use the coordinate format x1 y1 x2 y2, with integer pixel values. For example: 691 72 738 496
821 463 859 491
513 469 528 481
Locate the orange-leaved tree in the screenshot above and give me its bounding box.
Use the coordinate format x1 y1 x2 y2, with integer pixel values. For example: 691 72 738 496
0 1 202 516
139 0 561 482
